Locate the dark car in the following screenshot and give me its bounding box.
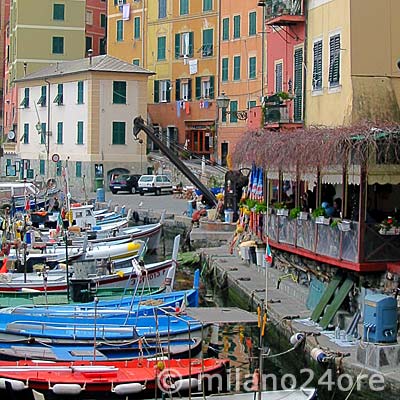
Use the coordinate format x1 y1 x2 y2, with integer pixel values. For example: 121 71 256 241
109 174 141 194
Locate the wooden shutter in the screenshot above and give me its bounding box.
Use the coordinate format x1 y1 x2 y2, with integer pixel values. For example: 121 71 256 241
188 79 192 100
195 77 201 99
329 34 340 86
209 76 214 99
293 47 303 122
175 79 181 101
166 80 171 102
154 80 159 103
188 32 194 57
175 34 181 58
313 40 322 90
275 63 282 93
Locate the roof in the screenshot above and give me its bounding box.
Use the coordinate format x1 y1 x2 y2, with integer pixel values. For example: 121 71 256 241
16 55 154 82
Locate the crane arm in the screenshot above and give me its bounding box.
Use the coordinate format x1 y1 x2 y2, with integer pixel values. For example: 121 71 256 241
133 116 218 207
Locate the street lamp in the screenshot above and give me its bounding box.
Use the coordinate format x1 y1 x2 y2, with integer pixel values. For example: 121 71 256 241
138 138 144 174
216 92 248 120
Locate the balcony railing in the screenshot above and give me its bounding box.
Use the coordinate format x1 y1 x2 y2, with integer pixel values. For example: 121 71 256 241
264 0 304 25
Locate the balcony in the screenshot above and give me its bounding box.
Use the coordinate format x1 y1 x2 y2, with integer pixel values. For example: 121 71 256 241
264 0 305 26
263 93 303 129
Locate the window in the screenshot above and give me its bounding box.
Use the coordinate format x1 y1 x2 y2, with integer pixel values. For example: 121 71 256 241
76 161 82 178
113 81 127 104
195 76 214 99
202 29 213 57
52 37 64 54
86 10 93 25
77 121 84 144
233 15 240 39
39 160 45 175
53 84 63 105
312 40 323 91
158 0 166 18
275 62 283 92
114 0 126 4
56 160 62 176
86 36 92 53
100 14 106 28
157 36 166 60
112 122 126 144
248 100 256 109
40 123 46 144
222 18 229 41
134 17 140 39
203 0 212 11
329 34 340 88
180 0 188 15
38 85 46 106
181 80 189 100
132 59 140 66
233 56 241 81
175 32 193 58
23 123 29 144
175 79 191 101
230 101 238 123
249 56 256 79
116 20 123 41
222 58 229 81
153 80 171 103
160 80 169 102
20 87 29 108
249 11 256 36
57 122 63 144
100 38 106 54
53 4 65 21
77 81 84 104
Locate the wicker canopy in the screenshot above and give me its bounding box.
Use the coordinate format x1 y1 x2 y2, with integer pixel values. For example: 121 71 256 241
232 122 400 173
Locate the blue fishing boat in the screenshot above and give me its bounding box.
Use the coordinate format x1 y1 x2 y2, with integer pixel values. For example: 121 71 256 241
0 336 203 362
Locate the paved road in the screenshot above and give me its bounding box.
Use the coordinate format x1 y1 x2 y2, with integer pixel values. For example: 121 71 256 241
105 191 189 215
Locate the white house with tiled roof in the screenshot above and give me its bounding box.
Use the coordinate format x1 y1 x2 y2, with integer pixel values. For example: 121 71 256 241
15 55 154 194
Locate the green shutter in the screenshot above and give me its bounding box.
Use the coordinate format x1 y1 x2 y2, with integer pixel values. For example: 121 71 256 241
56 161 62 176
234 56 241 81
57 122 63 144
180 0 188 15
77 81 84 104
222 58 228 81
157 36 166 60
202 29 213 57
101 14 106 28
230 101 238 123
77 121 84 144
175 79 181 100
166 80 171 102
209 76 214 99
313 40 323 90
222 18 229 41
249 56 256 79
233 15 240 39
195 77 201 100
188 79 192 100
154 80 160 103
117 20 123 41
76 161 82 178
41 123 46 144
23 123 29 144
293 47 303 122
275 63 282 92
203 0 212 11
112 122 126 144
113 81 126 104
329 34 340 86
188 32 194 57
39 160 45 175
52 37 64 54
134 17 140 39
175 33 181 59
53 4 64 20
249 12 256 36
248 100 256 109
221 108 227 122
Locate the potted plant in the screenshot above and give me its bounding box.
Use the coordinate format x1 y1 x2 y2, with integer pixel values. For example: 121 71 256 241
255 202 268 214
289 207 301 219
337 219 352 232
378 216 400 235
274 202 289 217
312 207 330 225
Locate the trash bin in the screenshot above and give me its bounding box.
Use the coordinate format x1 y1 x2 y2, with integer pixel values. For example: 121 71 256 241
224 209 234 223
96 188 105 203
94 177 104 190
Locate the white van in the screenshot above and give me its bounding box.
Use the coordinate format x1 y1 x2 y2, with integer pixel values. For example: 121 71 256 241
138 175 173 196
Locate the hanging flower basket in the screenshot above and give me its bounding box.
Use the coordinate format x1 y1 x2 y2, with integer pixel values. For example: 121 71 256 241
378 217 400 235
338 220 352 232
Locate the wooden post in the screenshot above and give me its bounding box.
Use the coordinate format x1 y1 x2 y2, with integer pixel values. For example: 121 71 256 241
357 165 367 263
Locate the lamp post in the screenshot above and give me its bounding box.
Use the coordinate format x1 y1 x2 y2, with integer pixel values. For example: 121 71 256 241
138 138 144 174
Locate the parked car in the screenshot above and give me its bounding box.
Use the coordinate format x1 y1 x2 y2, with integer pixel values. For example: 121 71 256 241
138 174 173 196
109 174 141 194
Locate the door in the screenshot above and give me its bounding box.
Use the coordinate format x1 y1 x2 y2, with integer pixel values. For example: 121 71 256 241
221 143 229 167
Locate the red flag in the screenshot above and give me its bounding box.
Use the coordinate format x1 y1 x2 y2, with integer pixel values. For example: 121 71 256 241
0 258 8 273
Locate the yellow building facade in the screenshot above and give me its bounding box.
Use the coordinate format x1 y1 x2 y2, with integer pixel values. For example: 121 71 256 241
306 0 400 126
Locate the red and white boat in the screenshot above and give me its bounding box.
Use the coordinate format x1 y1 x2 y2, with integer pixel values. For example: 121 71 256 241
0 358 229 399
